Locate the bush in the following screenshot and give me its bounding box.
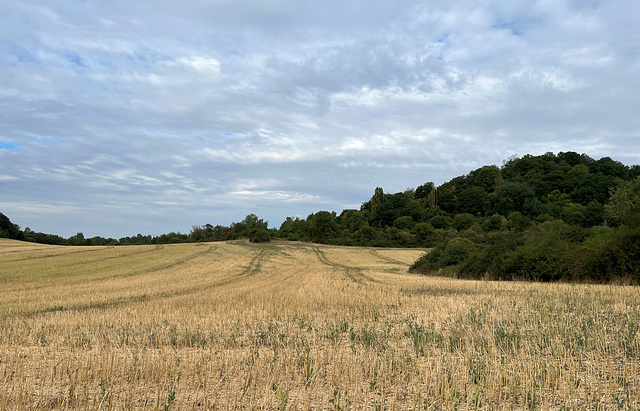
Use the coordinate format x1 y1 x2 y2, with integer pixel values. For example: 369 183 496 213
410 237 475 275
250 228 271 243
495 236 567 281
429 215 450 229
483 214 504 232
584 228 640 282
459 232 524 280
453 213 476 231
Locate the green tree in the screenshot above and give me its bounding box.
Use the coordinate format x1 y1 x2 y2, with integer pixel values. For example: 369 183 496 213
69 232 86 246
429 215 450 229
242 214 270 242
414 182 435 200
493 182 541 217
0 212 23 240
472 165 501 192
308 211 337 243
483 214 504 232
411 222 435 245
457 186 489 215
606 176 640 228
453 213 476 231
354 225 377 246
393 216 415 230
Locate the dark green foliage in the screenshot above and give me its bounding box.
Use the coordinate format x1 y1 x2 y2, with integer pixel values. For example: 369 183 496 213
606 176 640 228
414 216 640 284
458 186 489 215
493 182 541 217
250 228 271 243
354 225 377 246
411 223 436 246
0 212 23 240
483 214 504 232
506 212 531 232
453 213 476 231
410 238 475 275
429 215 450 229
458 232 524 280
583 228 640 282
308 211 337 243
472 165 501 192
414 182 435 200
393 216 415 230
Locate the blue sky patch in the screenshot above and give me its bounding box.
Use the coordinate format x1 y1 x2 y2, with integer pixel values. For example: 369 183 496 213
66 52 86 68
0 142 21 153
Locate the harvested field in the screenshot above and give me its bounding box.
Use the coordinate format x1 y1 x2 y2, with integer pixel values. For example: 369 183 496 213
0 238 639 409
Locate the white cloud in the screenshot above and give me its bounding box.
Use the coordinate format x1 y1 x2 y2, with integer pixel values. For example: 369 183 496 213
1 0 639 237
174 56 222 75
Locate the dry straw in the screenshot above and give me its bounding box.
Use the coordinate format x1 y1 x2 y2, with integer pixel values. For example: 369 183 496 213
0 238 639 409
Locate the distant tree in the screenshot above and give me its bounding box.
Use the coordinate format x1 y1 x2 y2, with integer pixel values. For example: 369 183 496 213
453 213 476 231
354 225 376 246
589 156 629 178
492 182 541 217
411 222 435 245
558 151 592 167
340 210 367 234
567 164 590 187
457 186 489 216
69 232 86 246
250 227 271 243
429 215 450 230
435 181 458 213
0 212 23 240
189 225 208 242
414 182 435 200
506 212 531 232
606 176 640 228
583 200 605 227
373 201 397 228
279 217 308 241
393 216 415 230
483 214 504 232
242 214 270 242
560 203 587 226
570 173 617 206
472 165 501 192
308 211 337 243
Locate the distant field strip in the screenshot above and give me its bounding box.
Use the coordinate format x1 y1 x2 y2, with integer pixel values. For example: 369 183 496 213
0 238 639 410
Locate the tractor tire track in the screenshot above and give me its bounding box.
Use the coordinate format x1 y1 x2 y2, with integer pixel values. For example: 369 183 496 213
310 246 381 284
9 244 276 319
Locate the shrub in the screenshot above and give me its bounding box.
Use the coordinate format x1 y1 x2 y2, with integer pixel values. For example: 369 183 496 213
429 215 450 230
584 228 640 282
250 228 271 243
459 232 524 280
483 214 504 232
453 213 476 231
410 237 475 275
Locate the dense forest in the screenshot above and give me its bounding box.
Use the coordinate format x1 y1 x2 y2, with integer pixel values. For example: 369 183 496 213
2 151 640 283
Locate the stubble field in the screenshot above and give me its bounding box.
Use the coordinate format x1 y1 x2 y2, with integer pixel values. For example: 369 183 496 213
0 238 639 410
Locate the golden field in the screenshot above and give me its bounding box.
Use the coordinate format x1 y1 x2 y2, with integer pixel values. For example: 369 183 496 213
0 238 639 410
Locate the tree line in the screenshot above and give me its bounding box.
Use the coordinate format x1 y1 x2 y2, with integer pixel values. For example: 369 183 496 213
0 213 271 246
2 151 639 283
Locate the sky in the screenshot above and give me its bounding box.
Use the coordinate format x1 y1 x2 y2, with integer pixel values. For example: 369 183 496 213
1 0 640 238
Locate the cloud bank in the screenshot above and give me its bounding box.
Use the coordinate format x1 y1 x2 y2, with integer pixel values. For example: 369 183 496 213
1 0 639 237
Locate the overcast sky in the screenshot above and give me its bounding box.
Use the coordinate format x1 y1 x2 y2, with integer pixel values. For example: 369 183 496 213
1 0 640 238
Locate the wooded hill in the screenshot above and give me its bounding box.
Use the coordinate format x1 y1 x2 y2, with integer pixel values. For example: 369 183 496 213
2 151 640 283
